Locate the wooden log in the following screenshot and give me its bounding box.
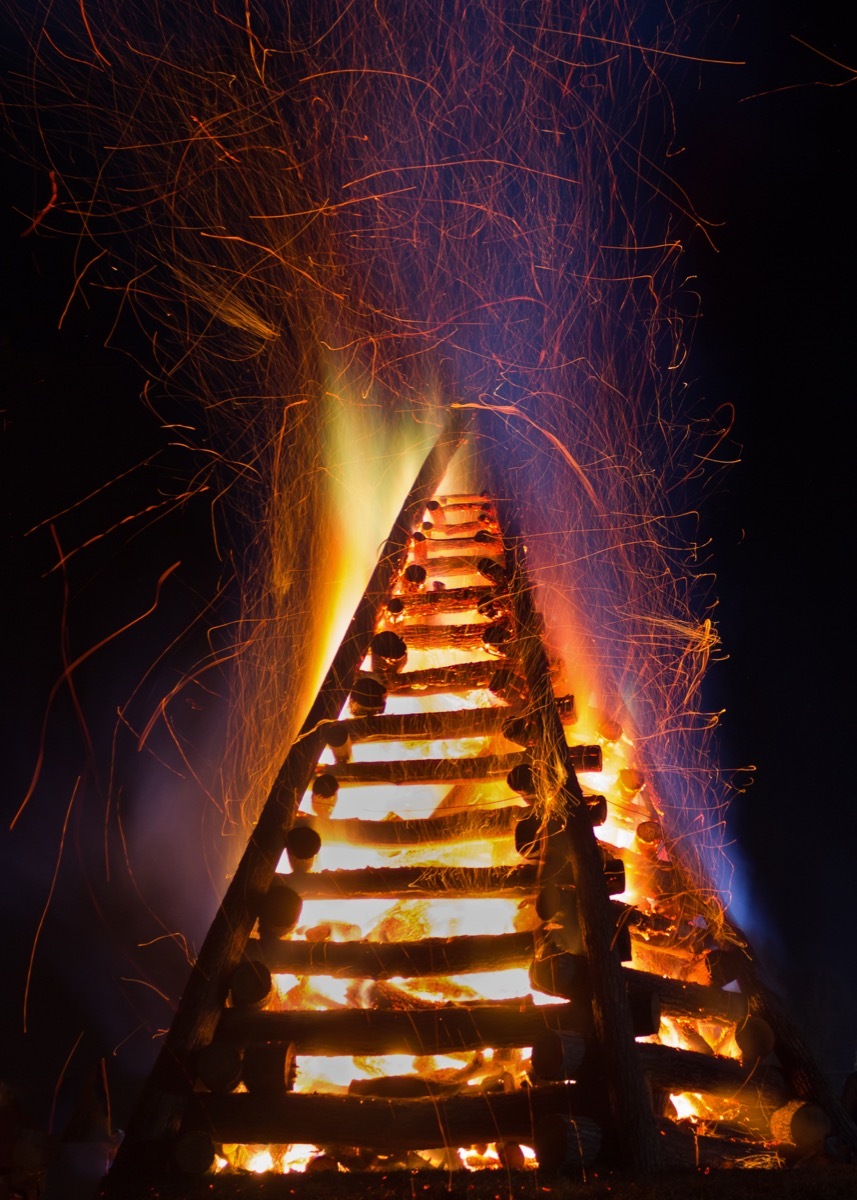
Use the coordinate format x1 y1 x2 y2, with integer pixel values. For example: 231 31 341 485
228 962 272 1011
378 621 492 651
188 1084 601 1156
309 773 339 818
530 946 747 1025
284 825 321 872
309 804 524 848
426 522 498 542
257 883 302 939
172 1131 216 1176
367 661 507 695
369 630 407 674
769 1099 831 1149
111 412 470 1158
531 1031 589 1082
424 534 503 556
654 1121 782 1170
195 1044 243 1094
735 1016 776 1063
384 585 501 617
255 930 537 978
324 722 352 764
218 1001 592 1055
348 676 387 717
323 752 526 787
498 512 663 1175
329 706 514 743
242 1043 296 1097
635 1043 787 1110
279 862 567 900
533 1113 603 1172
420 555 505 580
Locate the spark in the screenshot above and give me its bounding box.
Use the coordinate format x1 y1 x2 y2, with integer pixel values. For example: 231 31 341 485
23 778 80 1032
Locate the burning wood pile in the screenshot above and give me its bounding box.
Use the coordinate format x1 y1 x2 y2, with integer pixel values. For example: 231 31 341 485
103 427 857 1187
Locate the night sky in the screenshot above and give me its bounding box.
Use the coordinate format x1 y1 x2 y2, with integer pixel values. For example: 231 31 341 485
3 0 856 1142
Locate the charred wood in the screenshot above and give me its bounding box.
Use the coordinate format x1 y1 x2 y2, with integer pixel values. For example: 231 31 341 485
188 1084 601 1158
256 930 537 978
307 804 524 848
529 949 748 1025
324 752 526 786
218 1000 594 1054
384 586 502 616
279 862 564 899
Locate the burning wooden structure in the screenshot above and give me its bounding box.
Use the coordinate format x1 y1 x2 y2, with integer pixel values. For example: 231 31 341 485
105 420 857 1186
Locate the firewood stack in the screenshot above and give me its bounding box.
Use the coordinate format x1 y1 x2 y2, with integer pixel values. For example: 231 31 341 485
105 423 857 1187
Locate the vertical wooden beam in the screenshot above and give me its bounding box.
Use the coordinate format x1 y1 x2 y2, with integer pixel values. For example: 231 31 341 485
496 507 663 1175
112 411 469 1164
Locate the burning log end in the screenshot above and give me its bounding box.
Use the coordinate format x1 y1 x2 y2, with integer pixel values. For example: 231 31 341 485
411 531 428 564
533 1113 603 1172
402 564 427 591
311 772 340 819
571 745 602 772
769 1099 831 1149
173 1131 216 1177
386 596 405 618
596 715 623 742
257 882 303 939
325 722 352 764
242 1042 296 1096
482 620 514 657
285 824 322 872
628 989 661 1038
587 795 607 826
349 676 387 717
196 1044 243 1094
735 1015 776 1064
228 961 273 1011
634 820 662 853
370 630 408 675
617 768 645 797
530 1030 589 1082
477 557 507 584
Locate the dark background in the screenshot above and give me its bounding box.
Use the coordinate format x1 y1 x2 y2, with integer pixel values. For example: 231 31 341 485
2 0 856 1137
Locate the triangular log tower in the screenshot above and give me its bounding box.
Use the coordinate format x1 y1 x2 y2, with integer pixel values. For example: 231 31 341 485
105 417 857 1188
